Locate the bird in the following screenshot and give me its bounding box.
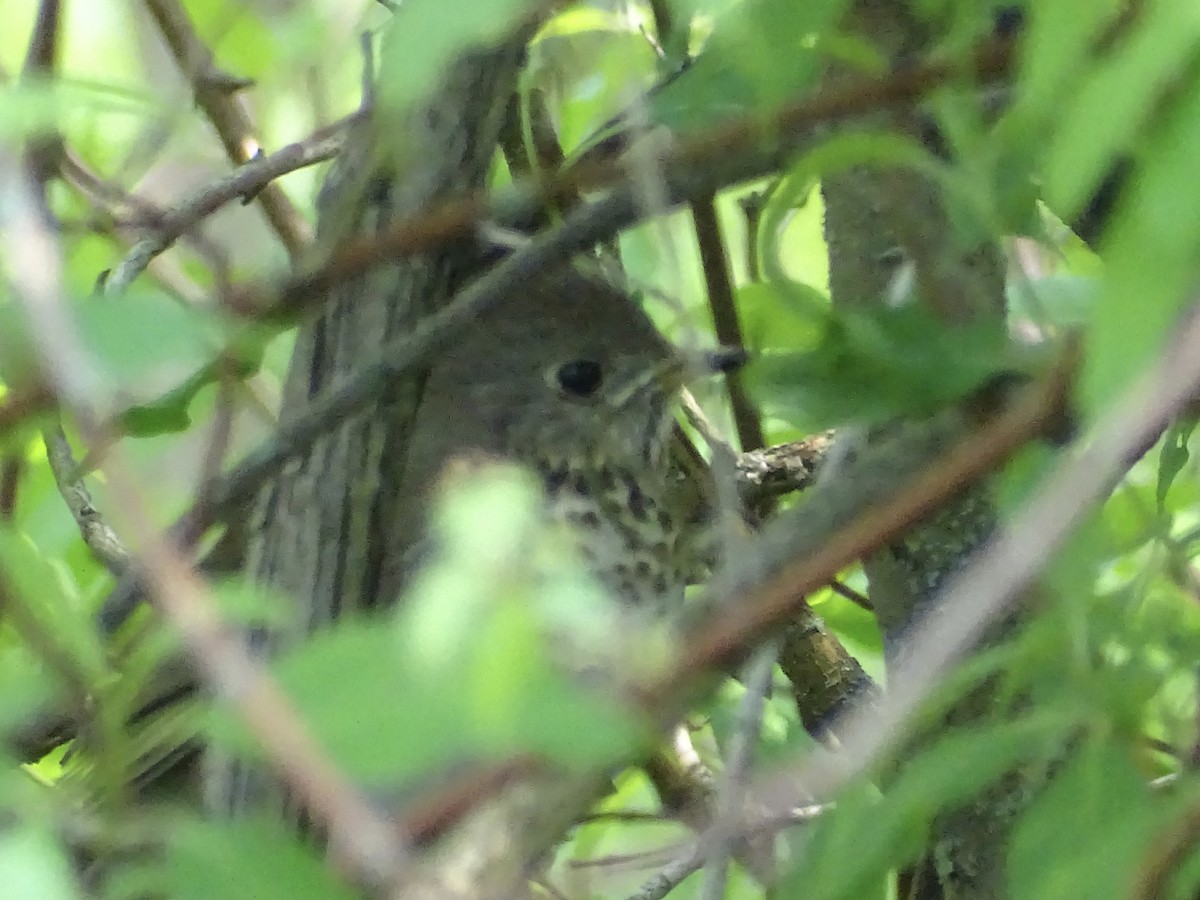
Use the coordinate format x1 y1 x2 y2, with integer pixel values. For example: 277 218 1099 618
380 261 715 617
201 259 742 826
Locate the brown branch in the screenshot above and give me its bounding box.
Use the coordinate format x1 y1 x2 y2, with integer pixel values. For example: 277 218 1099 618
654 355 1073 711
20 0 62 186
735 433 833 515
42 425 131 575
692 195 765 452
0 457 20 519
232 32 1015 324
104 119 350 295
141 0 311 258
0 385 54 435
0 156 405 894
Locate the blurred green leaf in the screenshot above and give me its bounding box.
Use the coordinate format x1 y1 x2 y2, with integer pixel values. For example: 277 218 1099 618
214 468 646 789
0 526 106 686
1157 419 1196 513
789 717 1068 900
734 281 825 353
747 303 1017 431
1041 1 1200 221
648 0 853 131
0 825 80 900
160 818 355 900
1010 743 1160 900
378 0 536 119
1082 65 1200 414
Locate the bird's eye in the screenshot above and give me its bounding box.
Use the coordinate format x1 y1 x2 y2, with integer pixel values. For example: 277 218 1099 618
554 359 604 398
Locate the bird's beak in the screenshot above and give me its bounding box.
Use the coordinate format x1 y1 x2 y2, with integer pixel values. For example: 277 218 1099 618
703 346 750 374
656 346 750 394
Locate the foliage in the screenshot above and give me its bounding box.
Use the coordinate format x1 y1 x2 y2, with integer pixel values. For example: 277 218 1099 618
0 0 1198 898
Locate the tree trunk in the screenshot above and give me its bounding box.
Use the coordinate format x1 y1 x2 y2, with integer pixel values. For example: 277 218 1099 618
202 37 525 814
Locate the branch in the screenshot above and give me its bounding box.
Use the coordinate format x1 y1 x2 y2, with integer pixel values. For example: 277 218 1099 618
741 307 1200 823
624 845 705 900
228 32 1015 323
0 155 406 894
42 425 130 574
735 433 832 514
692 195 764 452
105 120 351 295
654 355 1073 710
58 146 230 292
141 0 311 258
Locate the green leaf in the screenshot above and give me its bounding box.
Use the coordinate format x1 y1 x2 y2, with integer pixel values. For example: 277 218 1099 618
0 825 80 900
789 718 1067 900
747 304 1017 431
647 0 853 131
734 281 825 353
1157 418 1196 512
1082 67 1200 414
215 468 645 789
377 0 536 119
160 818 356 900
1041 0 1200 221
0 526 106 686
1010 743 1160 900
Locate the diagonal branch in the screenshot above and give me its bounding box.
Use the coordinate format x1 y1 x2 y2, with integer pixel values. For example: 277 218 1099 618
0 154 406 895
105 118 353 295
141 0 312 258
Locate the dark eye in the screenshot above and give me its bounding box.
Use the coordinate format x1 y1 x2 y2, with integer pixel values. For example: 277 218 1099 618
554 359 603 398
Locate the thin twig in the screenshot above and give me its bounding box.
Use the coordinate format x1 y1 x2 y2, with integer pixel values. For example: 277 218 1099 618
624 844 705 900
699 640 778 900
828 579 872 611
0 156 407 894
42 425 130 575
59 145 231 289
141 0 311 257
0 457 20 519
228 33 1015 324
105 121 349 295
750 309 1200 828
692 194 765 452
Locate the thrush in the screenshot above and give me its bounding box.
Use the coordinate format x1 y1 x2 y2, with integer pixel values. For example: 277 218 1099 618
384 263 724 616
202 262 736 821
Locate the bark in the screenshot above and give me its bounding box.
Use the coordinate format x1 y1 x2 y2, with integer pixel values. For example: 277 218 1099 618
201 28 542 883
